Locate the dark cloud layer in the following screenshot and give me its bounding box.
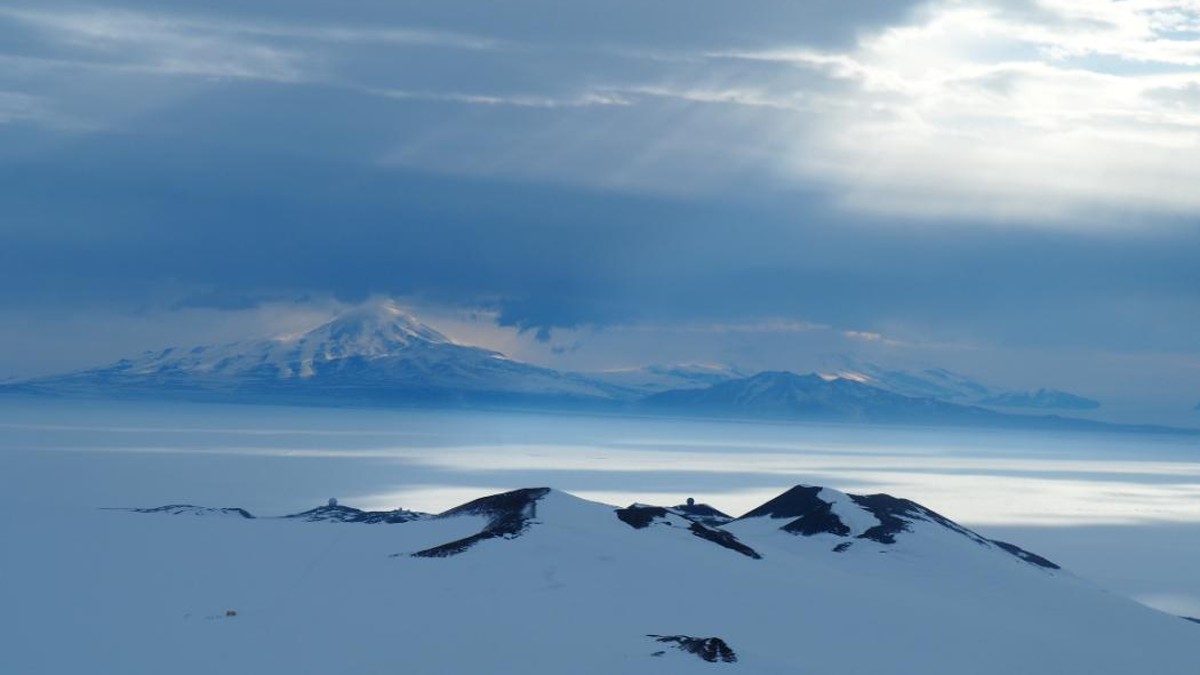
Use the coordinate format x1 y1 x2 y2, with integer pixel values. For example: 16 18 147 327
3 126 1198 353
0 0 1198 365
5 0 920 51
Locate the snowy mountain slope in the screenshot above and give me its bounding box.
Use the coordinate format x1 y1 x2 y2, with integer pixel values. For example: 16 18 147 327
637 371 1175 432
981 388 1101 410
726 485 1058 567
4 484 1195 674
0 304 1177 431
824 356 1101 411
6 300 632 405
586 363 746 394
823 356 993 402
642 370 1007 424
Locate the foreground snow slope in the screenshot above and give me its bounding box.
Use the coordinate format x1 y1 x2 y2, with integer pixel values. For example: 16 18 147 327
2 485 1195 674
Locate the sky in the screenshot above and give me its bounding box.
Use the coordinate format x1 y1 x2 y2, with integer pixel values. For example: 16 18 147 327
0 0 1198 423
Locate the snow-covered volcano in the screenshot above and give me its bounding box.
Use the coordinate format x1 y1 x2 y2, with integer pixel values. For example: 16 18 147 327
124 300 461 380
9 300 627 404
3 303 1181 432
10 483 1192 674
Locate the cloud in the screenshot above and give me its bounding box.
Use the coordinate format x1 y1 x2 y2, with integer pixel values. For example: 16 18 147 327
726 0 1200 221
0 90 90 130
0 8 311 82
0 6 503 85
196 18 502 51
625 320 829 334
368 88 632 109
10 1 1199 222
0 0 1197 414
844 330 884 342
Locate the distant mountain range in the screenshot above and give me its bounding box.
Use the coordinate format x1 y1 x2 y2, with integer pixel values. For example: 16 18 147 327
643 371 1003 425
0 301 1185 433
980 388 1100 410
820 356 1101 411
640 371 1157 431
587 362 748 394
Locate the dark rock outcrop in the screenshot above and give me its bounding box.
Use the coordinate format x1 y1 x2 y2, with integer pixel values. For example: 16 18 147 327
284 503 427 524
616 505 670 529
648 635 738 663
737 485 1059 570
410 488 550 558
616 504 761 559
671 501 733 527
123 505 255 519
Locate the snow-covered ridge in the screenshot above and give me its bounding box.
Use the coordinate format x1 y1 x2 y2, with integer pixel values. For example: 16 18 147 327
282 498 429 524
5 303 1187 433
409 487 550 558
821 355 1102 411
119 504 255 519
16 483 1194 674
115 500 428 523
130 484 1055 569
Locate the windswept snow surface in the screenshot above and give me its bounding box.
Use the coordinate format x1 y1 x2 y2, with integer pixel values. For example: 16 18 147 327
2 485 1196 674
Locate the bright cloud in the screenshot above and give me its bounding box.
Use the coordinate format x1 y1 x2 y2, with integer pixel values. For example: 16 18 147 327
0 7 499 83
1 0 1198 397
736 0 1200 221
0 8 310 81
0 90 89 129
7 1 1200 222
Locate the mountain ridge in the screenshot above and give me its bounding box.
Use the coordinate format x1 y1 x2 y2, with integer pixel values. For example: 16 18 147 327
821 355 1101 411
59 482 1196 674
2 302 1193 434
642 371 1191 433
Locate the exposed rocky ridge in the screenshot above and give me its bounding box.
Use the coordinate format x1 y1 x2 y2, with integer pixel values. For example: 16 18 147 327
736 485 1060 569
121 501 430 524
648 635 738 663
122 484 1059 570
283 501 428 524
120 505 255 519
63 485 1200 673
615 504 761 559
670 500 733 526
409 487 551 558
